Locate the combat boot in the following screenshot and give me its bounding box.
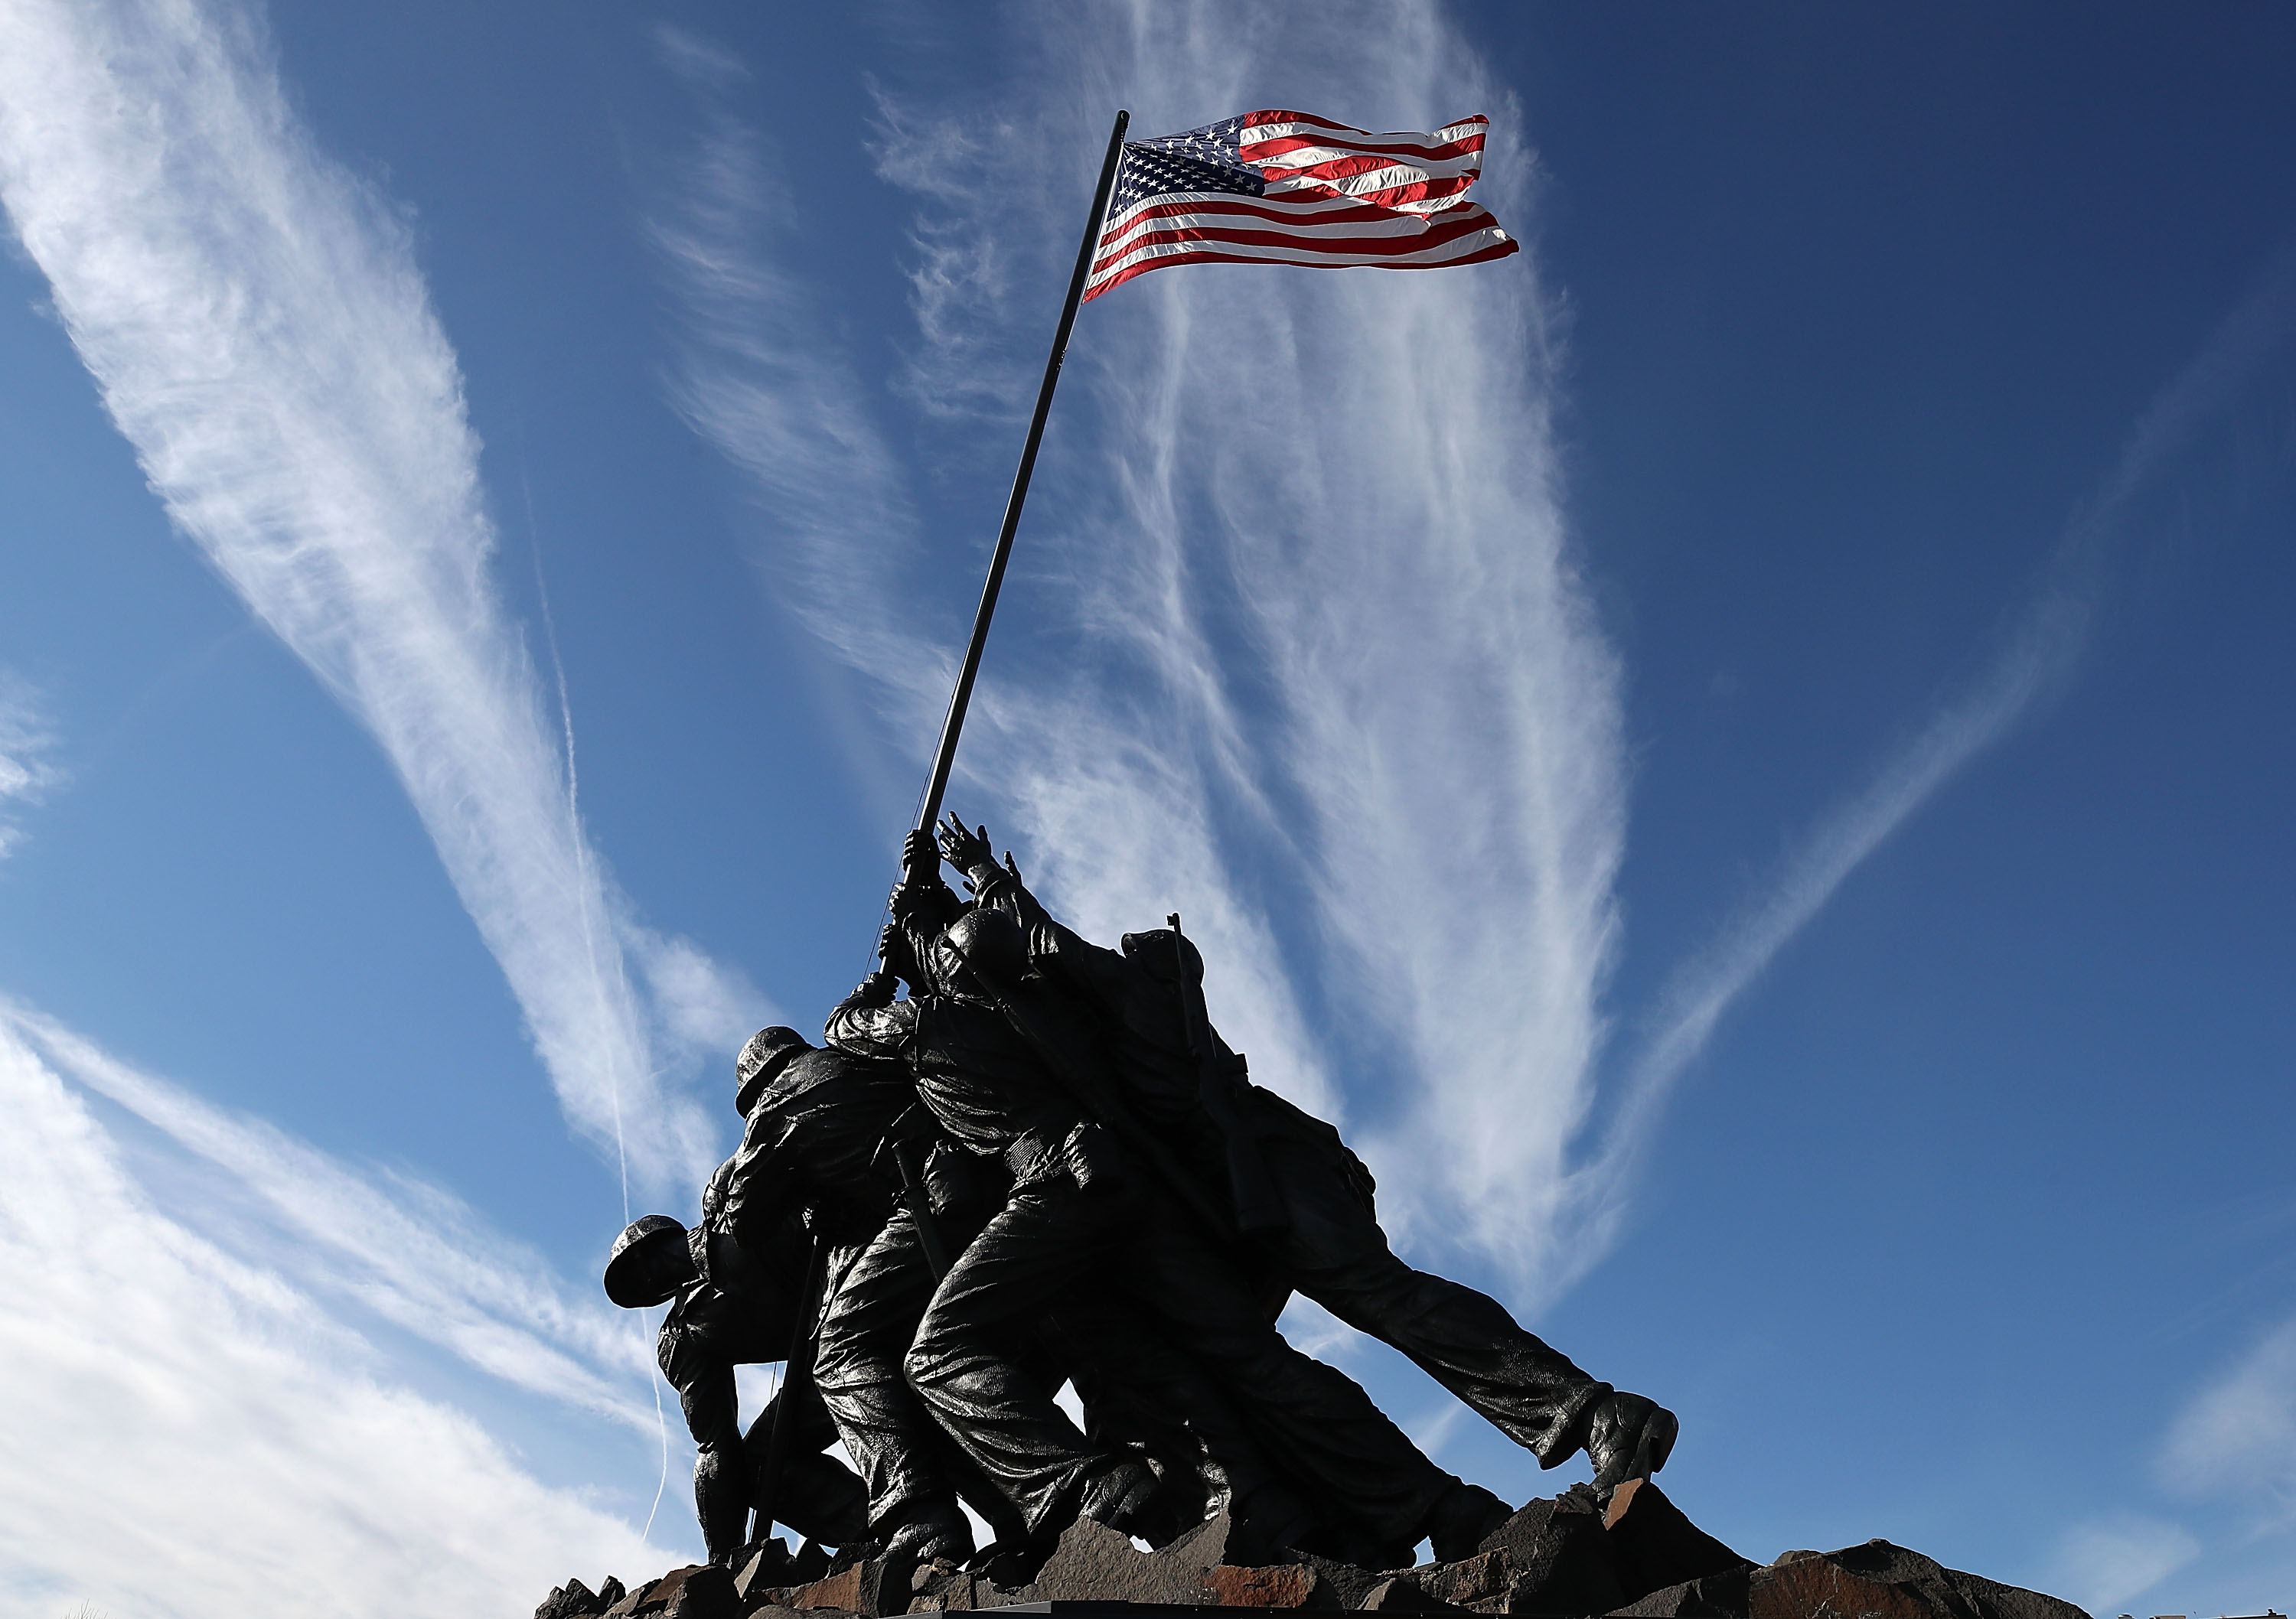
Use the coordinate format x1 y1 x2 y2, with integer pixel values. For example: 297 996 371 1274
1423 1478 1512 1562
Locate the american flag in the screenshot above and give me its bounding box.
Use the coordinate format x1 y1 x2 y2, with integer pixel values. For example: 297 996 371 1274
1081 110 1519 302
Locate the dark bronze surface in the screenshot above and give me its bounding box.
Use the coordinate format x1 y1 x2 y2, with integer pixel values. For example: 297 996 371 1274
604 818 1678 1575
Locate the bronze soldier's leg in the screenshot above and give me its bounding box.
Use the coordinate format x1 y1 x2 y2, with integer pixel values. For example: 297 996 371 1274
814 1209 990 1552
743 1382 869 1547
1053 1294 1318 1549
1117 1187 1457 1559
904 1178 1146 1539
680 1363 755 1564
1258 1133 1610 1466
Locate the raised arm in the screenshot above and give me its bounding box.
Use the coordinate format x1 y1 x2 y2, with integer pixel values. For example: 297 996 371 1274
938 814 1134 1010
823 968 919 1063
886 827 965 979
716 1109 798 1259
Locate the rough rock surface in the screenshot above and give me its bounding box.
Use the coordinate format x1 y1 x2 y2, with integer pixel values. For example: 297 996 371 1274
1745 1539 2088 1619
538 1578 608 1619
540 1484 2092 1619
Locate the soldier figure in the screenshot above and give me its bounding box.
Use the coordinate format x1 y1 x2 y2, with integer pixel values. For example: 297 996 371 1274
933 814 1680 1497
825 830 1513 1565
608 823 1681 1571
601 1200 866 1564
710 1026 1014 1567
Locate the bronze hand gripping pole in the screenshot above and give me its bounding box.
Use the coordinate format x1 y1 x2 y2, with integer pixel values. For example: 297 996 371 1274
755 112 1132 1553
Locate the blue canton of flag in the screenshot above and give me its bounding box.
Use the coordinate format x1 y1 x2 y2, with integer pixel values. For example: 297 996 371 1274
1109 118 1265 214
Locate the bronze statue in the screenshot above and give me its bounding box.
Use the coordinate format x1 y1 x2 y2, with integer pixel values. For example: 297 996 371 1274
934 814 1678 1495
825 829 1512 1566
601 1202 866 1562
606 819 1677 1572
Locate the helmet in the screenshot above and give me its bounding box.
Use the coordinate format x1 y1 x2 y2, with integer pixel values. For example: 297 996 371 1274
603 1213 690 1308
1120 928 1203 987
938 908 1029 995
735 1026 811 1116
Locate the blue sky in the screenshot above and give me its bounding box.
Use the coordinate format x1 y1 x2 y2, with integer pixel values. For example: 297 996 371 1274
0 3 2291 1614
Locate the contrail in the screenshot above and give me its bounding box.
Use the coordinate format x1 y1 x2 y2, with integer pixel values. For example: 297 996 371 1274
0 0 757 1193
1561 239 2296 1279
656 4 1625 1295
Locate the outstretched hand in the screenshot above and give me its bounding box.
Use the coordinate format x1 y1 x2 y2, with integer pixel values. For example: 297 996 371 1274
936 813 993 874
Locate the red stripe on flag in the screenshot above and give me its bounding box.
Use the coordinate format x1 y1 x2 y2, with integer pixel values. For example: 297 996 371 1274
1083 233 1518 302
1244 133 1487 168
1097 193 1474 255
1094 203 1508 278
1092 217 1508 282
1237 110 1491 163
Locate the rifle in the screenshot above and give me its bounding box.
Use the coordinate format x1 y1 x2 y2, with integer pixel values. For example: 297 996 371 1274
750 1232 827 1546
872 1103 952 1281
1166 914 1288 1236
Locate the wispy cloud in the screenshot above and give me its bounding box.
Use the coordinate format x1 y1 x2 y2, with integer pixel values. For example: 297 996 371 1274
2162 1317 2296 1502
657 3 1623 1296
2040 1513 2201 1614
1565 241 2296 1275
2 1000 657 1431
650 26 932 705
1571 597 2079 1256
0 1007 669 1619
0 0 767 1191
654 2 2296 1324
2125 1312 2296 1604
0 670 64 858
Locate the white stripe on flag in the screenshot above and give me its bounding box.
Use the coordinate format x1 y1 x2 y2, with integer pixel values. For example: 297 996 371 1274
1086 223 1512 295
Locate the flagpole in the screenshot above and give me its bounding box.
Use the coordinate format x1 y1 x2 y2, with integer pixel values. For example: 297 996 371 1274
911 108 1130 842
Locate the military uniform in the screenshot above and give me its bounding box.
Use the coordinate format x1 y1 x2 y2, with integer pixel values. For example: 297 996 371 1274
963 858 1613 1471
654 1198 866 1560
828 882 1466 1556
716 1041 1010 1552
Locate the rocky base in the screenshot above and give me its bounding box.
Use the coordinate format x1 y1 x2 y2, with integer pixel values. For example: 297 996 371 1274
536 1481 2090 1619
